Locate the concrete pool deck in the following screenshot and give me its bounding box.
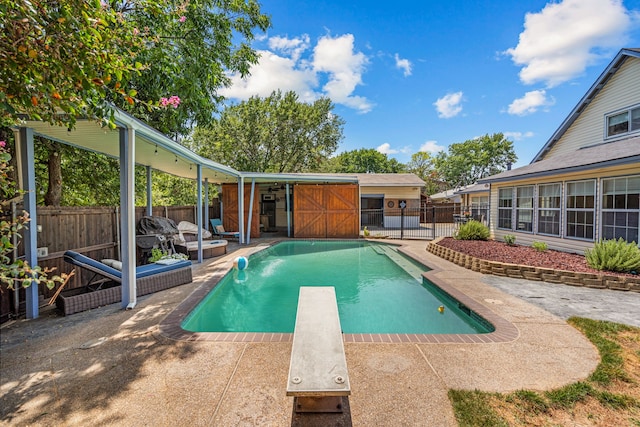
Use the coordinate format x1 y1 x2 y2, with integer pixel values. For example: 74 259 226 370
0 238 618 426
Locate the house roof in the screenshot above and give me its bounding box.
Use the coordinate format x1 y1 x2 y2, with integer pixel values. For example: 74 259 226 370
531 48 640 162
454 183 490 194
478 137 640 184
353 173 425 187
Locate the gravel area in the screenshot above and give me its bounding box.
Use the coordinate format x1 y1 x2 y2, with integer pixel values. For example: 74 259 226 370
436 237 638 278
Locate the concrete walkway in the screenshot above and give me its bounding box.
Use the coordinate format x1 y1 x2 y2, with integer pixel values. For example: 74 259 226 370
0 239 617 426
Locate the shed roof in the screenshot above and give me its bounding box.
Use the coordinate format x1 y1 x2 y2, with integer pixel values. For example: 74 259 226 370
479 137 640 184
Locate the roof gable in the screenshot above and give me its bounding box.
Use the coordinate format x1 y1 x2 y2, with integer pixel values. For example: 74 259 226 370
532 48 640 162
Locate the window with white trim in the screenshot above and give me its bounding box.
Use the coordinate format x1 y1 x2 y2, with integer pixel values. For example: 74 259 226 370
601 175 640 244
565 180 595 240
606 105 640 138
498 188 512 229
515 186 534 232
537 183 561 236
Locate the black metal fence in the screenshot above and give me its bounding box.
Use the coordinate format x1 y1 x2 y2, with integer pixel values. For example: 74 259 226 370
362 205 489 240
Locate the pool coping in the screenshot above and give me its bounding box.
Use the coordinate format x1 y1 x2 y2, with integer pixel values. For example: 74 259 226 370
158 240 519 344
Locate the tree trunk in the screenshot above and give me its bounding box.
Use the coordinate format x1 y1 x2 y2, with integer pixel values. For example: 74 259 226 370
43 140 62 206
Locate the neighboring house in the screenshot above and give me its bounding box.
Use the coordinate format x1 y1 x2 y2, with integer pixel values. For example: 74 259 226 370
455 183 491 223
357 173 425 228
479 48 640 254
429 188 462 204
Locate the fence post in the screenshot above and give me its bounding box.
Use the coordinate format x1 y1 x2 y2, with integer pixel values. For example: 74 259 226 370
431 206 436 240
400 206 405 240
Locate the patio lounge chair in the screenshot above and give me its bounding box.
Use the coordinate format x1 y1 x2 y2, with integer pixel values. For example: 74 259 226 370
210 218 240 240
58 250 192 315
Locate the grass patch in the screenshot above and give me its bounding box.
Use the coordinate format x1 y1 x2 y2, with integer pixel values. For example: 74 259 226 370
448 390 508 427
448 317 640 426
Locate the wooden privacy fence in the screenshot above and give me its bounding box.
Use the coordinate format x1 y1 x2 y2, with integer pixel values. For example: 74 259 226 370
1 202 220 322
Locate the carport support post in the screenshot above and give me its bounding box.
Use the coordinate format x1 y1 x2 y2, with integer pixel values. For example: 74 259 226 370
246 178 255 244
195 164 203 263
286 183 291 237
119 126 137 309
238 177 245 244
145 166 152 216
16 127 39 319
203 178 209 232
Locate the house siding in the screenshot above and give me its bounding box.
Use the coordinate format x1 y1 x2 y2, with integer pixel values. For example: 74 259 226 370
488 163 640 254
545 57 640 159
360 186 421 200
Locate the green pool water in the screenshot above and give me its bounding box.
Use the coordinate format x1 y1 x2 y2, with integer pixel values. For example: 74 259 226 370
181 240 494 334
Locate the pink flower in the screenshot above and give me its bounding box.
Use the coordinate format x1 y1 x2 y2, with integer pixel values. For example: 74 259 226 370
0 141 5 148
133 27 139 36
159 96 181 108
179 16 186 23
168 95 181 108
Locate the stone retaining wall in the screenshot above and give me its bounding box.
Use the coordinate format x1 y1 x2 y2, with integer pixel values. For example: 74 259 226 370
427 239 640 292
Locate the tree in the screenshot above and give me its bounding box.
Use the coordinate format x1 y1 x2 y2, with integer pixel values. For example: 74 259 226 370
327 148 407 174
434 133 517 188
192 91 344 173
1 0 148 129
110 0 271 138
2 0 270 206
405 151 444 195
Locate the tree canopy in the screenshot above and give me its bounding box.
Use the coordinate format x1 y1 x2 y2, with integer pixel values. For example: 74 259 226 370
191 91 344 173
405 151 445 195
434 133 517 188
326 148 407 174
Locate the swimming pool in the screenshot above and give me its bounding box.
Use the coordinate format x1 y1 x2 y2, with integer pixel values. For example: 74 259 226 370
181 240 494 334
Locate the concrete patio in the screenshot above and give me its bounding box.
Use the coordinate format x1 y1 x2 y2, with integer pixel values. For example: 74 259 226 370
0 239 604 426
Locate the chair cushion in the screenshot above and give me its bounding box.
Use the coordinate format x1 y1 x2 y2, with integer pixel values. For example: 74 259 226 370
215 225 225 233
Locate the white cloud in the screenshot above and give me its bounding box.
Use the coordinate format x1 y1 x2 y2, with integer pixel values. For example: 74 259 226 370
219 50 317 101
419 140 445 153
507 90 555 116
313 34 373 113
434 92 463 118
394 54 412 76
268 34 310 62
220 33 373 113
503 131 535 141
377 143 397 155
505 0 633 87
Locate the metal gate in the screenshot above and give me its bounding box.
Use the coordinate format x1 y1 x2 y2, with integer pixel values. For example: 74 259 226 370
362 204 488 240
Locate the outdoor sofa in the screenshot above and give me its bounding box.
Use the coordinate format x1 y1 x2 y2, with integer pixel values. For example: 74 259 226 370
58 250 192 315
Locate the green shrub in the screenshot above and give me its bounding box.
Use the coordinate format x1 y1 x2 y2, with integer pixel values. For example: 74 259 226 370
585 238 640 273
531 241 548 252
455 220 490 240
503 234 516 246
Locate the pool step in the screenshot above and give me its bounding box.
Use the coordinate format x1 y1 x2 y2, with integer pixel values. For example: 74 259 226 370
372 245 425 281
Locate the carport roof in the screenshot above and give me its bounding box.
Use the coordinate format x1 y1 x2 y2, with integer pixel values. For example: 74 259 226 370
20 108 240 183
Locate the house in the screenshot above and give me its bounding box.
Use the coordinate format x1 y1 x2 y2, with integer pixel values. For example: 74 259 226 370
479 48 640 254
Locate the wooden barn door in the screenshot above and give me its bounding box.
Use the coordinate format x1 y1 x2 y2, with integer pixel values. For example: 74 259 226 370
325 184 359 238
221 183 261 237
294 185 326 238
294 184 359 238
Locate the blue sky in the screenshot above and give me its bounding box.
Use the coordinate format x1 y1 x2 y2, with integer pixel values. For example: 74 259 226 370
220 0 640 168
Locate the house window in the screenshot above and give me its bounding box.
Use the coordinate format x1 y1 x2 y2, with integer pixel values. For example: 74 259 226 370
601 175 640 243
565 180 595 240
606 106 640 138
537 183 561 236
470 195 489 219
515 186 534 232
498 188 512 229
